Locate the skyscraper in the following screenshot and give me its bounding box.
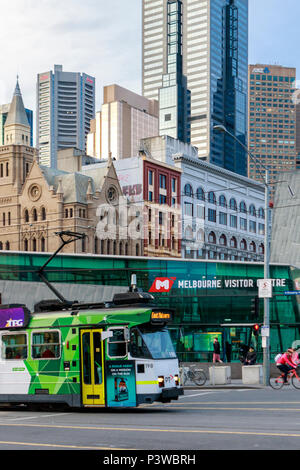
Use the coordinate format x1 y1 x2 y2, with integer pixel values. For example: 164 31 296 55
87 84 158 160
142 0 249 176
248 64 298 188
159 0 190 143
37 65 95 168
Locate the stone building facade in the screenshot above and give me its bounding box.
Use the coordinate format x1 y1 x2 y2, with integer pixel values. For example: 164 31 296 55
0 82 141 256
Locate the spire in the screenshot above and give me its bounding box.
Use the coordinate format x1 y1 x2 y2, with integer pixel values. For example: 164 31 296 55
5 78 30 128
14 76 22 97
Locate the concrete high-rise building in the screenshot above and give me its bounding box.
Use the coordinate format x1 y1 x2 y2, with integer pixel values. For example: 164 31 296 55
142 0 249 176
37 64 95 168
248 65 298 188
86 84 159 160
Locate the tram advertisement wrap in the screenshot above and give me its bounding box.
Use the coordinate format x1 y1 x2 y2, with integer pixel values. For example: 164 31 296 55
106 361 137 407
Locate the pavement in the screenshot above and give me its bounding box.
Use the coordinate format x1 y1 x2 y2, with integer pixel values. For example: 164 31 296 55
183 378 265 390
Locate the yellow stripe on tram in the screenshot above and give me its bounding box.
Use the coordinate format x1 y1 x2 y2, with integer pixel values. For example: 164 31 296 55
137 381 158 385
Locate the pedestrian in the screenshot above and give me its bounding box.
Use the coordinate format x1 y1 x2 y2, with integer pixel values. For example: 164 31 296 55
213 337 223 363
239 343 249 363
225 341 232 363
243 346 257 366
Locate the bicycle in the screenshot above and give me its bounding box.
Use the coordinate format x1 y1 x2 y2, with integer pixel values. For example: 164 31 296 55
269 367 300 389
179 363 207 386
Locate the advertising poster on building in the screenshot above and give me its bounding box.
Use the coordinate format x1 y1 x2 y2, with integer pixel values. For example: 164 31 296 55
106 361 137 407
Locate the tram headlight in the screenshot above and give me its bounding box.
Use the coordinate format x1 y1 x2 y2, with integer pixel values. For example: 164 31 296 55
174 374 179 386
158 376 165 388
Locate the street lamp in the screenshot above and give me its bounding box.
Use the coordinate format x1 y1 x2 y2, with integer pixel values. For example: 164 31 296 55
213 124 271 386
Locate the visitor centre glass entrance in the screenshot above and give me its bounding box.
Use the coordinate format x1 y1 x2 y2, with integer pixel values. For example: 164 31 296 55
0 251 299 363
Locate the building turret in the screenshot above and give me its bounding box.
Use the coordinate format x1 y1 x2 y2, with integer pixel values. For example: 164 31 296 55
4 79 31 146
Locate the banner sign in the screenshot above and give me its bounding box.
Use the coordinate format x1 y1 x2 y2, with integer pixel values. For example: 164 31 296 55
106 361 137 408
149 277 287 293
0 305 30 329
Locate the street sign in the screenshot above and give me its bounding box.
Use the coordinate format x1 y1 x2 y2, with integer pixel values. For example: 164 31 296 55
261 326 270 337
258 279 273 298
284 291 300 296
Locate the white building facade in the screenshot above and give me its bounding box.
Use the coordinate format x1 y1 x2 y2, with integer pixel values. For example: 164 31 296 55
140 135 265 262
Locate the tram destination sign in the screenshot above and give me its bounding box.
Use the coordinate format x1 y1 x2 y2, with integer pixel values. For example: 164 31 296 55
149 277 287 293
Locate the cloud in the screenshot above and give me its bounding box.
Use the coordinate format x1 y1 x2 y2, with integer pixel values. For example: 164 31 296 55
0 0 141 124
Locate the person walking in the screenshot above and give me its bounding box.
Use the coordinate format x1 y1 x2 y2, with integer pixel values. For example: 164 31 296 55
213 337 223 363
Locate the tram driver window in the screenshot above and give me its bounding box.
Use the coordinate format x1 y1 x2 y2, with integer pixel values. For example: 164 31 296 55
32 331 60 359
107 328 127 358
129 328 151 359
2 334 27 360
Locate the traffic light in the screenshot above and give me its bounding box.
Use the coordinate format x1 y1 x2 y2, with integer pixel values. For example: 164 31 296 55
251 296 259 320
252 323 260 336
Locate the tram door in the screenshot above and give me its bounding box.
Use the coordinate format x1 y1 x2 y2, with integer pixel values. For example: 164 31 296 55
80 329 105 406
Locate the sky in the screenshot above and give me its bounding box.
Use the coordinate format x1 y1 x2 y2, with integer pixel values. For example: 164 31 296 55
0 0 299 115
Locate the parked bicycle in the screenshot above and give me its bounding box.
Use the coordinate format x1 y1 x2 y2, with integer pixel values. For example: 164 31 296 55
269 367 300 390
179 363 207 387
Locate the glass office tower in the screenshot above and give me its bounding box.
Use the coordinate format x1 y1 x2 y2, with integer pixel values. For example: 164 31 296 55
159 0 191 143
142 0 248 176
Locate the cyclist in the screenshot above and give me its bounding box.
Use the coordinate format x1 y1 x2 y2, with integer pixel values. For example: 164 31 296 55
276 348 298 384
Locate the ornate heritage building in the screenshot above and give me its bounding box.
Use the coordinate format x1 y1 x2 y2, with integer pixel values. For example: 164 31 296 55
0 81 140 256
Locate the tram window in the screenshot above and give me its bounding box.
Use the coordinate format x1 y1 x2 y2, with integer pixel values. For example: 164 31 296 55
2 334 27 360
32 331 60 359
107 328 127 358
130 328 151 359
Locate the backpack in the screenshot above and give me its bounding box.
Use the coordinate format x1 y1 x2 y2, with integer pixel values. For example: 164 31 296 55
274 353 282 363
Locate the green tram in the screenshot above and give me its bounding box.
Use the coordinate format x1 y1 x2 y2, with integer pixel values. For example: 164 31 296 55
0 233 183 409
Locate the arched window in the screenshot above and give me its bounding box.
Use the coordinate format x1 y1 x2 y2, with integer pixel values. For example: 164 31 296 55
240 239 247 250
219 234 227 246
24 209 29 223
136 244 140 256
65 209 69 218
94 237 99 254
5 241 10 251
184 184 193 198
33 208 38 222
258 207 265 219
249 204 256 216
113 241 117 255
24 239 28 252
239 201 247 214
197 229 205 242
32 238 37 252
196 187 205 201
119 242 123 256
0 242 3 250
185 226 193 240
229 198 237 211
259 243 265 255
208 191 216 204
219 195 227 208
249 241 256 252
41 237 45 252
208 231 216 244
41 207 46 220
230 237 237 248
125 243 128 256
